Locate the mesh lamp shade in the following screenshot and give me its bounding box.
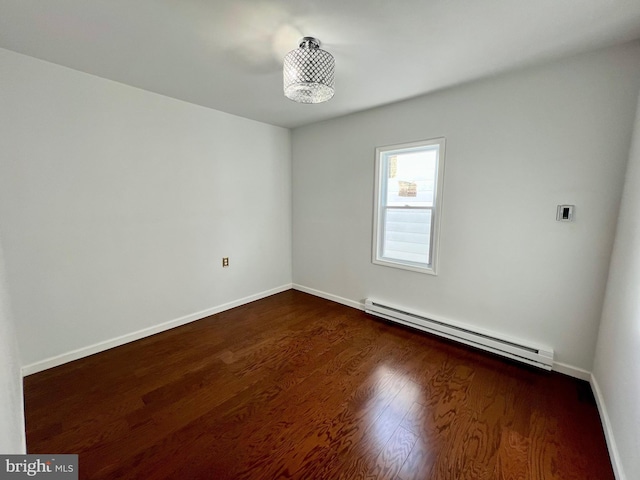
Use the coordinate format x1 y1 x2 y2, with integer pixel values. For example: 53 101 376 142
283 37 335 104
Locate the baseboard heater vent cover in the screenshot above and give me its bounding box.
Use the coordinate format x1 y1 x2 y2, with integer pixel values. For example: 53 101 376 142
364 299 554 370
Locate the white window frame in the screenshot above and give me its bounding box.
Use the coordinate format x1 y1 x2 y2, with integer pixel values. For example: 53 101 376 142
372 137 446 275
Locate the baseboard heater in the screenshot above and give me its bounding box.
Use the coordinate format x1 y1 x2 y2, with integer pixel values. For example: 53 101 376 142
364 299 554 370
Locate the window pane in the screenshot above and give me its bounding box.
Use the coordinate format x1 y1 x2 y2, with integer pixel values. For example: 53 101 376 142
385 148 437 207
382 208 432 265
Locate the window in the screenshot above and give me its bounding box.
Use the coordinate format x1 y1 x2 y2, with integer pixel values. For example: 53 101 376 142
373 138 445 274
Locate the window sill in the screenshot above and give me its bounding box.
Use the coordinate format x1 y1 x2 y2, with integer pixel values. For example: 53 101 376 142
372 257 437 275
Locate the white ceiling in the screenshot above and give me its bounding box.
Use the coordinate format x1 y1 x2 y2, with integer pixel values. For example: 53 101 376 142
2 0 640 128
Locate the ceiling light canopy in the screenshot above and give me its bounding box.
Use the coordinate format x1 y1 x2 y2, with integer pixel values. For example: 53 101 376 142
283 37 335 104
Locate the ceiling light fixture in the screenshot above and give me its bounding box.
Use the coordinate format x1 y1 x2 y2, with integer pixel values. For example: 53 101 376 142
283 37 335 104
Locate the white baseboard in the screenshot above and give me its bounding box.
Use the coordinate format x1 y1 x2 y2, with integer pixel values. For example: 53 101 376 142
292 284 364 311
21 284 293 376
590 374 626 480
552 361 591 381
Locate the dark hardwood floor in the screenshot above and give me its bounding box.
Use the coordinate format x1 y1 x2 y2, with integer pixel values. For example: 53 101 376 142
24 290 614 479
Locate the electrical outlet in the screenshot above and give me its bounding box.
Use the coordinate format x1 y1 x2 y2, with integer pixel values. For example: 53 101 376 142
556 205 575 222
222 257 229 267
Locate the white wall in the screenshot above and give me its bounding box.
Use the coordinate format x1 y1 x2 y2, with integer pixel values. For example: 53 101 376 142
0 238 25 453
292 41 640 372
0 48 292 369
593 93 640 480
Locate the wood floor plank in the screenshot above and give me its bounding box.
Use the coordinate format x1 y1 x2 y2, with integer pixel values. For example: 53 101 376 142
23 290 615 480
368 426 417 480
495 429 529 480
